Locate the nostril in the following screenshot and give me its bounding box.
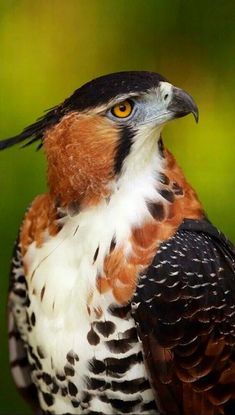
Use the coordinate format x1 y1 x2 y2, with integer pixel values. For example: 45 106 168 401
164 94 169 101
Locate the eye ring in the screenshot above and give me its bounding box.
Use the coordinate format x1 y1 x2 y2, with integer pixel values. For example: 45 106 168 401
111 99 133 118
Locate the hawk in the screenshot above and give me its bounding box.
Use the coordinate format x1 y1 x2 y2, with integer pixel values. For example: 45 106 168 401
1 71 235 415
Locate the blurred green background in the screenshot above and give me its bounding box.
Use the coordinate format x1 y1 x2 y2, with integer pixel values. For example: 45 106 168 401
0 0 235 412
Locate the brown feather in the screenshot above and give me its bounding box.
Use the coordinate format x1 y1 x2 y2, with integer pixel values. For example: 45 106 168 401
44 112 117 207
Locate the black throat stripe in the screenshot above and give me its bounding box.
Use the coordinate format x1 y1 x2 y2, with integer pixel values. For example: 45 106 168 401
114 125 135 175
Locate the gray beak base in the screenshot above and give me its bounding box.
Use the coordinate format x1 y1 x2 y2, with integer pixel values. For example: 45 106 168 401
168 87 199 123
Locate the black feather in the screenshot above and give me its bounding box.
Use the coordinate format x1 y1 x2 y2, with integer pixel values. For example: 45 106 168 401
0 107 61 150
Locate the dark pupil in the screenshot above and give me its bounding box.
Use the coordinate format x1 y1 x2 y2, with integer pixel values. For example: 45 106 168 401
119 104 127 112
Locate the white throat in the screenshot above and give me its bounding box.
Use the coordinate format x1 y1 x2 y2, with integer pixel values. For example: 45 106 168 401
119 124 163 180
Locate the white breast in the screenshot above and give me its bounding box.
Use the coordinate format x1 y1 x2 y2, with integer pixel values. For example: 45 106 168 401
17 142 163 413
26 140 164 319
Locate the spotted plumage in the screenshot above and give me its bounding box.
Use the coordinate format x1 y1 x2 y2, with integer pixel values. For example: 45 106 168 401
2 71 235 414
9 240 157 414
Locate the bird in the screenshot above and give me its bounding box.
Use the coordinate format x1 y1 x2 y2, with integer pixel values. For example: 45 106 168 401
1 71 235 415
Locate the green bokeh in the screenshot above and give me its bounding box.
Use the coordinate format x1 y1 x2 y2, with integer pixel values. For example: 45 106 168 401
0 1 234 412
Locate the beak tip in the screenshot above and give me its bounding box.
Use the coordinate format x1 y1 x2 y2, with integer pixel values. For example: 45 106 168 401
168 87 199 125
193 110 199 124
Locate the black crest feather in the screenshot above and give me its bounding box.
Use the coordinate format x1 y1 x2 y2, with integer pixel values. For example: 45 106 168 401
0 107 61 150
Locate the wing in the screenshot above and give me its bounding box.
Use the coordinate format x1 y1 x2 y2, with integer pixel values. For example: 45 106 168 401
8 236 41 413
132 219 235 415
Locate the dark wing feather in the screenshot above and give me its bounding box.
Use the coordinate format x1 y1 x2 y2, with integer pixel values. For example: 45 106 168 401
8 236 41 413
132 219 235 415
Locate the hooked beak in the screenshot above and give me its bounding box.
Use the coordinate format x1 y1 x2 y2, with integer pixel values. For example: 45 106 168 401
167 86 199 123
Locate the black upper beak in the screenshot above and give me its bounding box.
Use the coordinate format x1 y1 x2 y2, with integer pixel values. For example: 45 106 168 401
167 87 199 123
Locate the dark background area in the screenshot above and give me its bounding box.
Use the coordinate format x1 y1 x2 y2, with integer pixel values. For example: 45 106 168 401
0 1 235 412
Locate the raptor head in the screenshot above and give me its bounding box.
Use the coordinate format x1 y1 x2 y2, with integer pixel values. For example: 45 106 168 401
0 71 198 208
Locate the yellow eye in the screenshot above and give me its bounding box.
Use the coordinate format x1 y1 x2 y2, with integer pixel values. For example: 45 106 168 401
111 100 133 118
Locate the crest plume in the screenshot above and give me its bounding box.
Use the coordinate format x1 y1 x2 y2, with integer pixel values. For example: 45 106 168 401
0 107 61 150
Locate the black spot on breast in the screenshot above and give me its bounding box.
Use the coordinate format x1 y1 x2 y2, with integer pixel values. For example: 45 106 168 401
26 312 30 326
51 380 59 394
66 350 79 365
108 304 131 319
54 199 67 219
30 363 37 372
68 200 80 217
42 372 52 385
172 181 184 196
13 288 26 298
42 391 54 407
147 201 165 221
104 352 143 377
93 246 99 263
82 391 92 406
105 339 133 354
87 326 100 345
17 275 26 284
159 188 175 203
121 327 138 341
31 312 36 326
109 397 141 413
99 394 110 403
57 222 64 232
56 373 66 381
64 364 75 376
109 237 116 253
159 172 170 185
94 320 116 337
158 137 165 157
85 376 108 391
89 358 105 374
68 381 78 396
41 285 46 301
111 377 150 394
11 356 28 368
28 346 42 370
36 346 45 359
71 399 80 408
56 208 67 220
61 386 68 396
25 296 31 307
